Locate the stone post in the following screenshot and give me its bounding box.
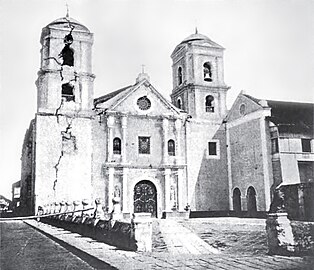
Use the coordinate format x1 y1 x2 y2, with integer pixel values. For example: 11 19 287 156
112 186 123 221
66 201 73 214
60 201 67 213
72 200 82 218
266 212 295 255
53 202 59 213
131 213 153 252
82 199 93 217
94 198 105 220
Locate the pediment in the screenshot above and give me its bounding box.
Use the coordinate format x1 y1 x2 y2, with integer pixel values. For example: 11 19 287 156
96 79 181 117
225 93 263 122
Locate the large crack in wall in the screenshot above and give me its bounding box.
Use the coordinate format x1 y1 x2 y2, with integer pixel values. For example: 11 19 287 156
51 18 80 195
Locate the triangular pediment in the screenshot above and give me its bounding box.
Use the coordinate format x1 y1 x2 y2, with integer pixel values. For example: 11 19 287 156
225 93 263 122
95 79 181 117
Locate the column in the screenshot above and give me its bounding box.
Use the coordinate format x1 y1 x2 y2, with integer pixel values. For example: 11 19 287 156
107 115 115 162
122 168 129 213
164 168 171 212
108 167 114 212
121 115 127 163
162 118 168 164
175 119 182 164
177 169 184 211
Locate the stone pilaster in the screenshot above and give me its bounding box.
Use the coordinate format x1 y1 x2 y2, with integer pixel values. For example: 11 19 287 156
162 118 169 164
177 169 184 211
108 167 115 212
122 167 129 213
107 115 115 162
164 168 171 212
121 115 127 163
175 119 182 164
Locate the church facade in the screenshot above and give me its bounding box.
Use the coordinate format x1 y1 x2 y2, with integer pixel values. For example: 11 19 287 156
19 15 314 218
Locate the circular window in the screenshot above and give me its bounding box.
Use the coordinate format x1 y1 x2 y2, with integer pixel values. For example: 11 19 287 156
137 96 151 110
239 104 246 115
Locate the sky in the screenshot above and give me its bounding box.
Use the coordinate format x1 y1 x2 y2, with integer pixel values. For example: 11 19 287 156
0 0 313 199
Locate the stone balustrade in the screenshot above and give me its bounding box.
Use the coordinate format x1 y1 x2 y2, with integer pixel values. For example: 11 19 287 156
39 199 152 252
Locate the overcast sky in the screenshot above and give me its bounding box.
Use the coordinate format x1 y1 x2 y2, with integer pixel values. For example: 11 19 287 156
0 0 313 199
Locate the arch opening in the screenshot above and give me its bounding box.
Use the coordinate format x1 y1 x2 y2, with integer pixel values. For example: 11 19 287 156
247 186 257 217
233 188 241 215
134 180 157 217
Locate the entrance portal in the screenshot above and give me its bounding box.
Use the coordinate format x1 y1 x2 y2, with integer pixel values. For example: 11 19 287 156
134 180 157 217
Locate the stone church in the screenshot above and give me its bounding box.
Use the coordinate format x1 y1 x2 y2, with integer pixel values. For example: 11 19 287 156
20 15 314 219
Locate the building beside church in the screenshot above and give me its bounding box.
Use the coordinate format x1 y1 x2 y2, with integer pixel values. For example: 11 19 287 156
19 15 314 219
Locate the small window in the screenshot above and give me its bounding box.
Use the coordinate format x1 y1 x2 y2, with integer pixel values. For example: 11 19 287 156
137 96 151 111
113 137 121 155
208 142 217 156
177 98 182 109
271 138 279 154
203 62 212 82
302 139 311 153
62 83 75 102
205 95 215 112
239 104 246 115
168 139 175 156
139 137 150 154
178 67 183 85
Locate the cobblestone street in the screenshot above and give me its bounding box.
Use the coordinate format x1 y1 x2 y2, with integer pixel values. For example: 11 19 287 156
179 217 268 255
1 219 314 269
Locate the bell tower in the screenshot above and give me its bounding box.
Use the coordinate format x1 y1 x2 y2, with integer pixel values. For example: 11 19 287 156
171 30 229 122
36 14 95 115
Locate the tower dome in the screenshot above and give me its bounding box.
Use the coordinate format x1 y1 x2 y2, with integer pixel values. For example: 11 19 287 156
46 16 90 32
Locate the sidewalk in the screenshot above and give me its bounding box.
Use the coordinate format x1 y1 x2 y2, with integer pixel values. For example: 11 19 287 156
25 219 314 270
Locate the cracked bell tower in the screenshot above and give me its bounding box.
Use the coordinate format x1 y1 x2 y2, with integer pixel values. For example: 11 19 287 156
36 13 95 115
32 14 94 212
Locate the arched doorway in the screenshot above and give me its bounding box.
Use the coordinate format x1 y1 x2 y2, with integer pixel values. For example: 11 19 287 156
247 186 257 217
134 180 157 217
233 188 241 215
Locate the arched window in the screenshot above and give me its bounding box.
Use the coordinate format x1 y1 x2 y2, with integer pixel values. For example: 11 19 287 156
203 62 212 82
113 137 121 155
178 67 183 85
205 95 215 112
177 98 182 109
168 139 175 156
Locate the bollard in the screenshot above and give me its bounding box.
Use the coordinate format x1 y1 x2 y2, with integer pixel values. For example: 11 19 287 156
131 213 152 252
94 198 105 220
266 212 295 255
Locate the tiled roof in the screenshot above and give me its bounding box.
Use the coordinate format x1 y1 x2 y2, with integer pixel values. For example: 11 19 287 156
94 85 133 107
244 94 314 134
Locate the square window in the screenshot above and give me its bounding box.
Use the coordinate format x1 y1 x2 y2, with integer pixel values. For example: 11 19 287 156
301 139 311 153
139 137 150 154
208 142 217 156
